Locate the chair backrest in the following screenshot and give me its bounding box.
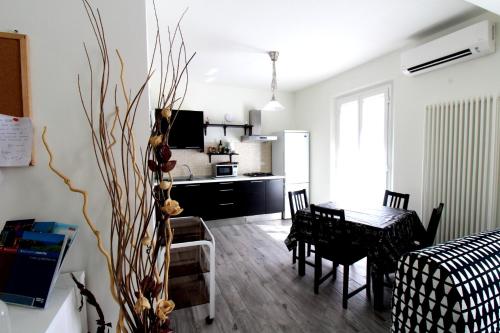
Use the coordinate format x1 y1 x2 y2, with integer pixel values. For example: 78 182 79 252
310 204 346 243
425 203 444 246
288 189 308 221
383 190 410 210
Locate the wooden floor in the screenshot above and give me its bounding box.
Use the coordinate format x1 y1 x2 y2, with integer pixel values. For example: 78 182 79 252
170 219 392 333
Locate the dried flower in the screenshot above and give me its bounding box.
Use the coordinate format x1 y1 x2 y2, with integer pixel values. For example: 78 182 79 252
161 106 172 119
141 235 151 247
148 160 159 172
156 299 175 321
161 199 183 216
159 145 172 162
161 160 176 173
140 276 162 298
134 293 151 314
149 135 163 147
159 181 171 190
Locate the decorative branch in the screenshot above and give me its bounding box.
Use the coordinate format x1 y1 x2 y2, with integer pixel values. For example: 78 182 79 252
41 0 195 332
42 126 119 303
71 273 112 333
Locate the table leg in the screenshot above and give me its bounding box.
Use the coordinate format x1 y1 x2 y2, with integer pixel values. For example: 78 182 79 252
298 240 305 276
373 272 384 311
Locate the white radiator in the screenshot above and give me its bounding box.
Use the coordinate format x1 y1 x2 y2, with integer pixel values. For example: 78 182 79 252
422 96 500 244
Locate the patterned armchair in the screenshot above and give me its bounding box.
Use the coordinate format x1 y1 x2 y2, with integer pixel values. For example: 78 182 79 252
391 229 500 333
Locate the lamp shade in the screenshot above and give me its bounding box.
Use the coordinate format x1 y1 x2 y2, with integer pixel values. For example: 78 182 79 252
262 99 285 112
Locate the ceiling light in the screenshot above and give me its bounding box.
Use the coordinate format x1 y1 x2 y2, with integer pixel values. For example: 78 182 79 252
262 51 285 112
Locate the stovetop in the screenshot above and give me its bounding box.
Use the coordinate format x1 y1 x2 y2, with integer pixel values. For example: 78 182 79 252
243 172 274 177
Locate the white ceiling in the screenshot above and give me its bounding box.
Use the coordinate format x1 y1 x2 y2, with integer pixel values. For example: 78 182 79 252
464 0 500 15
148 0 484 92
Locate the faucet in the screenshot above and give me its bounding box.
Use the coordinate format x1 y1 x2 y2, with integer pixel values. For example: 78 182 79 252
182 164 193 180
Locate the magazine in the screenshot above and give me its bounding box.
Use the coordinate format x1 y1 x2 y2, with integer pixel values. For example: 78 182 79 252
33 222 78 264
0 220 78 308
0 231 67 308
0 219 35 248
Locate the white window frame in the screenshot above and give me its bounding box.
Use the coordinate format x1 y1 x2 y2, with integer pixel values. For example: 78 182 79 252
332 83 394 199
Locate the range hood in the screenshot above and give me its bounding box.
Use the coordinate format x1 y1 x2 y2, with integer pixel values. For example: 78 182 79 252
241 110 277 142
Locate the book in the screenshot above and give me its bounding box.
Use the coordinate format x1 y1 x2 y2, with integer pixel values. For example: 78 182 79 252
0 219 35 301
32 222 78 264
0 219 35 248
0 231 67 308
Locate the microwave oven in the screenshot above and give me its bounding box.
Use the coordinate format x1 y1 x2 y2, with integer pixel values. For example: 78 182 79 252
213 163 238 177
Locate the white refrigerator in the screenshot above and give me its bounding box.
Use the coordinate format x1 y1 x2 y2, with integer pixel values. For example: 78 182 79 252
272 130 310 219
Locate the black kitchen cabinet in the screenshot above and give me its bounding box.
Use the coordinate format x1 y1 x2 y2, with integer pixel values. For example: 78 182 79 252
265 178 284 213
239 180 266 216
208 181 240 220
167 178 284 221
170 183 207 219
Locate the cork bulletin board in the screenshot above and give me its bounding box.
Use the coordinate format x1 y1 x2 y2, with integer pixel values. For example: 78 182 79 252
0 31 34 166
0 32 30 118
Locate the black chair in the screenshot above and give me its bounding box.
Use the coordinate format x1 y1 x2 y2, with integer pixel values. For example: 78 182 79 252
383 203 445 286
417 203 445 248
310 205 370 309
288 190 314 265
383 190 410 210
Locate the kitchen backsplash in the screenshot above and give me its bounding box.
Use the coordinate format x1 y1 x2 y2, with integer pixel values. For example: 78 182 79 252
170 142 272 177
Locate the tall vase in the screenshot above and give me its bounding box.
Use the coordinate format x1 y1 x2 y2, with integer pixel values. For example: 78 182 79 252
0 299 12 333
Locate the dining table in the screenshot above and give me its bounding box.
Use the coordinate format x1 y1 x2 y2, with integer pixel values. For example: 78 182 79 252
284 201 426 311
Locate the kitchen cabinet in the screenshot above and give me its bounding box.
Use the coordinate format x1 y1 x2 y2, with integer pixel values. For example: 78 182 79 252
265 178 284 213
239 180 266 216
171 183 207 219
168 178 284 221
208 181 240 220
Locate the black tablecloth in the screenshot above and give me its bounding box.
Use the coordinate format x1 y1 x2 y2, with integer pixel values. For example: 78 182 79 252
284 202 426 277
391 228 500 333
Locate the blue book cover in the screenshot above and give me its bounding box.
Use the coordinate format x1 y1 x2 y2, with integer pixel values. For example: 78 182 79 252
32 221 56 233
0 231 67 308
33 222 78 264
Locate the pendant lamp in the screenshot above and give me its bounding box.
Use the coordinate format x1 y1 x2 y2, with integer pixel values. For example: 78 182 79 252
262 51 285 112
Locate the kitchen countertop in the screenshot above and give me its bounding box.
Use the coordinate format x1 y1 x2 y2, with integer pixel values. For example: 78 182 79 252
168 175 285 185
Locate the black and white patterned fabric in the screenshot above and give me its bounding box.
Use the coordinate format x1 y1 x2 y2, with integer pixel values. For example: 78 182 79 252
391 229 500 333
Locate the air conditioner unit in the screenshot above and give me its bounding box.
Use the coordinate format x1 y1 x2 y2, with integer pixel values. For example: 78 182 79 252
401 20 495 76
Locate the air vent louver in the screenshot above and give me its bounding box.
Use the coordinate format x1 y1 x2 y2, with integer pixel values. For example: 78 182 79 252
408 49 472 73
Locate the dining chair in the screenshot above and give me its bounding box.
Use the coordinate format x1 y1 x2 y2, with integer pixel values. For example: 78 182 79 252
383 203 445 286
288 189 314 265
310 204 370 309
418 202 445 248
383 190 410 210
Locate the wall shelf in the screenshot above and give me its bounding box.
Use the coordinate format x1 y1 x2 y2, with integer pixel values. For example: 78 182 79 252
207 152 239 163
203 123 253 136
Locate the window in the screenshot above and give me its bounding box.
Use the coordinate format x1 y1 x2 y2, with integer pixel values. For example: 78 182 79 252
333 84 392 207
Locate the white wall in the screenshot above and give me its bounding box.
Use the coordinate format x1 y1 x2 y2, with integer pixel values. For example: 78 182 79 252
0 0 150 330
294 13 500 218
177 82 296 136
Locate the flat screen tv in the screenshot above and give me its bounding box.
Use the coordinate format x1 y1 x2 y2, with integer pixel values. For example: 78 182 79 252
164 110 204 150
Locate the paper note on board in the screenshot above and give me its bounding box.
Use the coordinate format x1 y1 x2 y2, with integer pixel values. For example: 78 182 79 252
0 114 33 167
